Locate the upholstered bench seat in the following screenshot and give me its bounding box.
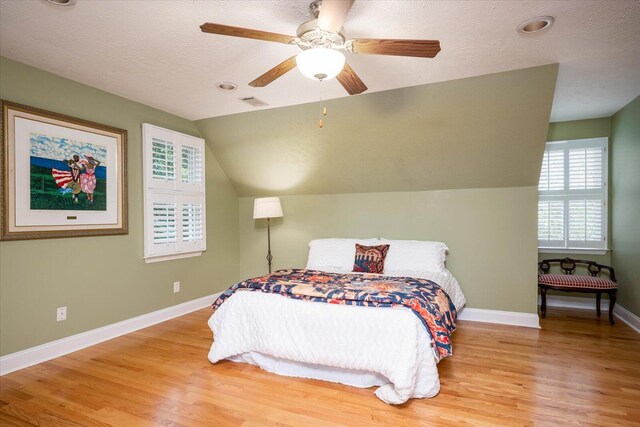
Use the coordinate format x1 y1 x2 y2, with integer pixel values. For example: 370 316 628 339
538 274 617 290
538 258 618 325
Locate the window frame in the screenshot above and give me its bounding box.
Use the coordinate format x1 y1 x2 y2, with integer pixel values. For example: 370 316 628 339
537 137 609 254
142 123 206 263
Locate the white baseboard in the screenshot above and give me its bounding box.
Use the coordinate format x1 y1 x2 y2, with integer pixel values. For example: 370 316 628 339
540 295 640 334
613 305 640 334
458 307 540 329
0 292 221 376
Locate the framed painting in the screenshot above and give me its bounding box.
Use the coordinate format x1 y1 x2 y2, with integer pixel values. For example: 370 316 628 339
1 100 127 240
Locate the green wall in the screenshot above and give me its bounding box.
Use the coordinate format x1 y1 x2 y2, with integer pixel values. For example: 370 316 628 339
611 96 640 317
239 187 540 314
547 117 611 142
0 57 239 356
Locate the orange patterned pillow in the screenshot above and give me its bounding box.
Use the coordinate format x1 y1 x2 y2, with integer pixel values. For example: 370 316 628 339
353 244 390 274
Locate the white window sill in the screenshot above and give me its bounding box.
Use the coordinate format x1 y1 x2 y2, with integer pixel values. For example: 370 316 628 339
538 248 609 256
144 251 204 264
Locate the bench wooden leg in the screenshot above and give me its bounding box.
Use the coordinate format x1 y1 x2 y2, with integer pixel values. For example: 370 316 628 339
540 285 547 318
608 291 616 325
596 293 601 317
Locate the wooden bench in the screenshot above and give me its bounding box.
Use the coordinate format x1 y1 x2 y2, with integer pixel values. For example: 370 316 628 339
538 258 618 325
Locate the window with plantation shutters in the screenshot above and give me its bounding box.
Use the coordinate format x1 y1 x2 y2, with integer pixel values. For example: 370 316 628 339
142 124 206 262
538 137 608 252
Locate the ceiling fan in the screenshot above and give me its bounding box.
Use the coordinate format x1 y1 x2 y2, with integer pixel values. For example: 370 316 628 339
200 0 441 95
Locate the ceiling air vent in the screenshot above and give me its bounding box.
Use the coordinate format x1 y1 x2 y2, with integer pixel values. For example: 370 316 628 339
240 97 269 108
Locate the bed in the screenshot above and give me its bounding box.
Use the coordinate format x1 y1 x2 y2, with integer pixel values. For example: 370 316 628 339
207 238 466 404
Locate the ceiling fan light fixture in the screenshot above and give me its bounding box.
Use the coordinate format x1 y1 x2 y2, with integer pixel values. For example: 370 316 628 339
296 47 345 81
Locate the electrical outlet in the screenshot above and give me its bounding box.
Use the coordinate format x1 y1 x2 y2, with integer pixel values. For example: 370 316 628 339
173 281 180 293
56 306 67 322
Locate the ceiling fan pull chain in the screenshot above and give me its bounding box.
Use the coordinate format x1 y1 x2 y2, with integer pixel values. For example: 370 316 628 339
319 79 326 128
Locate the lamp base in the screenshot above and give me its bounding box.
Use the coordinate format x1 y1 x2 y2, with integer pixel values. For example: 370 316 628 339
266 252 273 274
267 217 272 274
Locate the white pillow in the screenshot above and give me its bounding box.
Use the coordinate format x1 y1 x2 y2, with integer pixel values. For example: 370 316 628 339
377 239 448 273
306 238 379 273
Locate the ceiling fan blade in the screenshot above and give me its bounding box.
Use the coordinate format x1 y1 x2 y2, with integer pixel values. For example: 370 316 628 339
351 38 441 58
317 0 355 33
249 56 298 87
336 62 367 95
200 23 295 44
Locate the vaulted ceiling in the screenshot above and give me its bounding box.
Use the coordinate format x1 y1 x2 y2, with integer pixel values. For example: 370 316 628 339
1 1 638 122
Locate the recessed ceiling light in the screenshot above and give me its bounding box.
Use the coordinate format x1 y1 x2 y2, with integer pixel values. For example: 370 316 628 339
46 0 74 5
518 16 554 34
216 81 238 91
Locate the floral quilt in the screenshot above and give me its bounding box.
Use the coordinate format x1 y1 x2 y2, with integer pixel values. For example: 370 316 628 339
213 269 457 361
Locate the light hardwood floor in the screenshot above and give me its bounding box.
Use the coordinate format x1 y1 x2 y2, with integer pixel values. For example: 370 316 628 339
1 307 639 426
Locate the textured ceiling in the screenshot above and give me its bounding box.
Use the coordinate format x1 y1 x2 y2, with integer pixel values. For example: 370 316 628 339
195 65 558 196
0 1 638 122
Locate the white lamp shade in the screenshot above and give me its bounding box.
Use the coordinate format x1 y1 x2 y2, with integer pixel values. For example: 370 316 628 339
253 197 283 219
296 47 346 81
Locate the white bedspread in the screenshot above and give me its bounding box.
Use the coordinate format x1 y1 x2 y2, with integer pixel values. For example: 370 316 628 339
208 269 465 404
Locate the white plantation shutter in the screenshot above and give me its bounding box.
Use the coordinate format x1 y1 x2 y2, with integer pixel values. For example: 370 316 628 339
182 204 203 242
153 202 177 244
537 200 564 243
538 138 607 251
538 150 564 191
151 138 175 182
181 146 203 185
569 147 603 190
568 200 603 243
143 124 206 262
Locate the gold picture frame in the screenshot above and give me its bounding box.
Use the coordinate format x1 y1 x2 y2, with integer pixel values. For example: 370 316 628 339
1 100 128 240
